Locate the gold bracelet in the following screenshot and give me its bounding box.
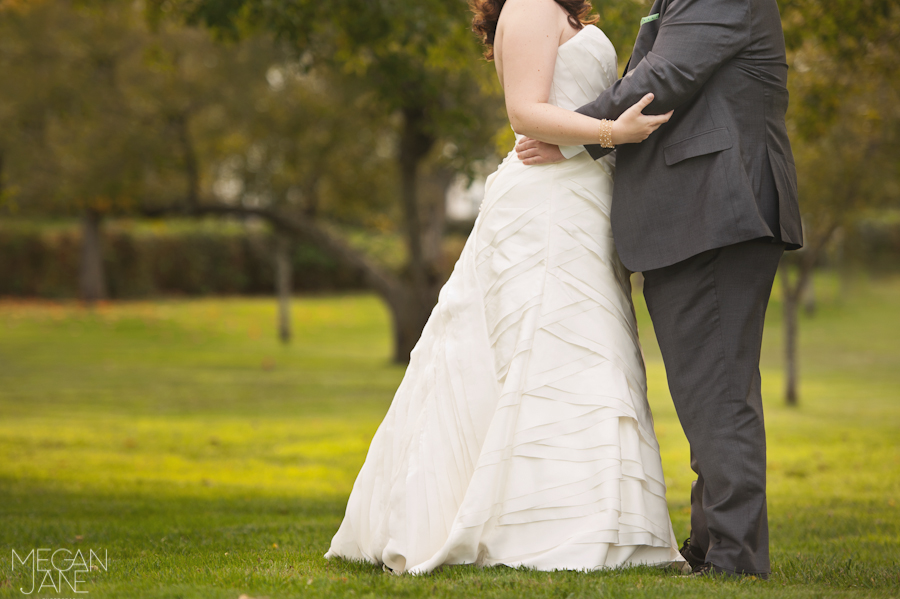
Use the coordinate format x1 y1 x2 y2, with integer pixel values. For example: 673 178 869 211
598 120 615 148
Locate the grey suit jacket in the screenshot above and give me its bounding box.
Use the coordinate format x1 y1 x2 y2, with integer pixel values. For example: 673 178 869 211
577 0 803 272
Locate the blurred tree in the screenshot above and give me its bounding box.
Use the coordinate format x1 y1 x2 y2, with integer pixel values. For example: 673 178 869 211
778 0 900 404
0 1 164 302
0 0 402 327
146 0 506 361
147 0 654 362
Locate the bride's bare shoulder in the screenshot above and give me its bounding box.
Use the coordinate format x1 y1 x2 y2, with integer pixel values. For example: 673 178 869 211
497 0 570 43
497 0 566 41
499 0 568 24
502 0 566 11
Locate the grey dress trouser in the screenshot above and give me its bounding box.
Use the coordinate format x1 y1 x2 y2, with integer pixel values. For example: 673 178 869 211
642 238 785 577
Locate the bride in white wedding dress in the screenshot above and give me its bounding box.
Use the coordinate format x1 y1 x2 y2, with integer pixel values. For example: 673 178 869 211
326 0 685 574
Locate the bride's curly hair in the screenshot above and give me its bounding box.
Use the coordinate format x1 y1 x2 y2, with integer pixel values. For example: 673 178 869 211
471 0 599 61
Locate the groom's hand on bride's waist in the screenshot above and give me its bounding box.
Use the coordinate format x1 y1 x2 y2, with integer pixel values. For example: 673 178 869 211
516 138 565 165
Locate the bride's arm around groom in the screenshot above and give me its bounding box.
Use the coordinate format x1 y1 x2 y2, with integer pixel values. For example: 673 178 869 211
577 0 756 156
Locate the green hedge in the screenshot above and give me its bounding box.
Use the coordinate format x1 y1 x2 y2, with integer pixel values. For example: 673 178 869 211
0 220 366 298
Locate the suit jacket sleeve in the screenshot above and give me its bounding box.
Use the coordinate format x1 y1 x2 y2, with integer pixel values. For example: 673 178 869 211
578 0 752 160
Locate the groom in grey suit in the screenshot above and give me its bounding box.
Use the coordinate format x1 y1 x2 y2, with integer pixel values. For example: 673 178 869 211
518 0 802 579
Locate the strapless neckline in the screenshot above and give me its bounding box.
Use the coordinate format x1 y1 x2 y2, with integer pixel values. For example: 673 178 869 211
558 24 596 50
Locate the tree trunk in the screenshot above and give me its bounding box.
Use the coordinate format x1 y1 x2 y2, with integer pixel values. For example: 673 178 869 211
391 106 441 362
386 288 432 364
79 210 107 304
802 273 817 316
420 167 455 269
780 265 799 406
399 107 432 303
275 234 292 344
836 230 854 304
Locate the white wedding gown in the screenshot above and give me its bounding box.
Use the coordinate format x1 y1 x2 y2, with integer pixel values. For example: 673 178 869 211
326 25 685 574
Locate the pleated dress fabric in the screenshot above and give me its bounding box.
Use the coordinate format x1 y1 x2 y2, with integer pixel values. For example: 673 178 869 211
325 25 685 574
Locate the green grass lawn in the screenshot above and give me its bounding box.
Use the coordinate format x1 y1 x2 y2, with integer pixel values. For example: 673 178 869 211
0 274 898 598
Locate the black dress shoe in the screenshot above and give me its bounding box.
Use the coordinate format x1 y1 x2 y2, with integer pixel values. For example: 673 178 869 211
679 537 706 572
691 563 768 580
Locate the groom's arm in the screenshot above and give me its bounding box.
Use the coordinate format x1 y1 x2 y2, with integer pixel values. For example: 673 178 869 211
579 0 752 159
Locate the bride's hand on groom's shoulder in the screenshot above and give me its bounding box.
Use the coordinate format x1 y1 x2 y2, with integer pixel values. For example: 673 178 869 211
516 138 566 165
